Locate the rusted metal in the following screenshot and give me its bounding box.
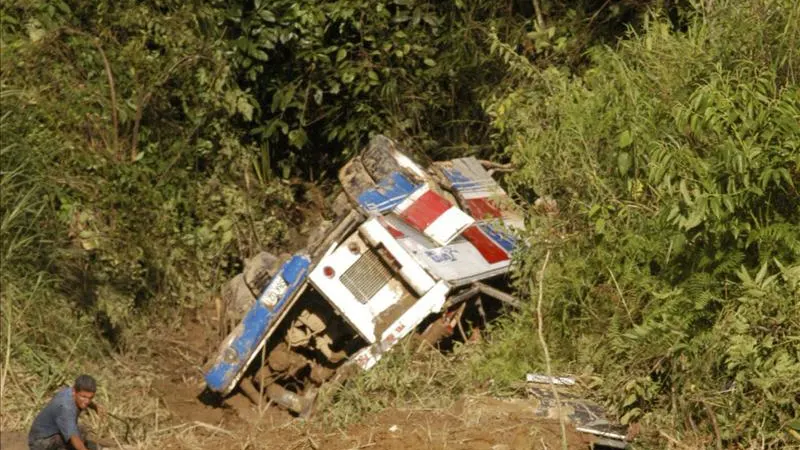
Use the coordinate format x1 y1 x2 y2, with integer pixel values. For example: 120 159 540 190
265 384 315 417
525 383 628 448
309 209 363 260
205 135 529 418
474 282 520 309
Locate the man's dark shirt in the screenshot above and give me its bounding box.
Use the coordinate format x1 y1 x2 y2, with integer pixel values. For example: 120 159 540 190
28 387 82 445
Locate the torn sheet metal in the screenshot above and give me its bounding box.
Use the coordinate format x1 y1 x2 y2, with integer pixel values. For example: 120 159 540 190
436 157 524 229
380 214 513 287
526 373 576 385
204 135 527 414
349 280 450 371
525 383 629 449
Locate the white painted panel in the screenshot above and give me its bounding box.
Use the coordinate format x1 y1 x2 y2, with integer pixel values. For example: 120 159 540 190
352 280 450 371
360 218 436 295
423 206 474 246
309 235 380 343
367 280 406 317
399 237 510 286
383 213 510 285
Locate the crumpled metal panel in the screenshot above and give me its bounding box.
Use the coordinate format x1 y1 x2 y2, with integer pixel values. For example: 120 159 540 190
205 255 311 394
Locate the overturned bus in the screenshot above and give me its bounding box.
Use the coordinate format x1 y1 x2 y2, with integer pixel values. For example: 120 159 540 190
204 135 523 415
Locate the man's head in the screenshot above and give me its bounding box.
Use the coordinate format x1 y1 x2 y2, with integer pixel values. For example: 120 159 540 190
72 374 96 410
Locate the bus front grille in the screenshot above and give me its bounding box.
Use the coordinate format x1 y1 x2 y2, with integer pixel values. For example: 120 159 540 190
341 249 393 303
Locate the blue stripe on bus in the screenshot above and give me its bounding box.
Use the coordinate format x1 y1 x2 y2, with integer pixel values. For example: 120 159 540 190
478 223 516 253
357 172 419 213
205 255 311 393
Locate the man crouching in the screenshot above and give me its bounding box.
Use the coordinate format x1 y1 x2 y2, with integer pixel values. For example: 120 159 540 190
28 374 102 450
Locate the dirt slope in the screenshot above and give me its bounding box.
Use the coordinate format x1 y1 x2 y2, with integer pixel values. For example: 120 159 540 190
152 399 592 450
136 306 594 449
2 305 594 450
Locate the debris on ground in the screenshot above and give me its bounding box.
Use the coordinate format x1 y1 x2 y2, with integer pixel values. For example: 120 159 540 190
525 376 630 449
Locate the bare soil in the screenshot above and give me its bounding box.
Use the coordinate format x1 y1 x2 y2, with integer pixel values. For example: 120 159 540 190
2 304 596 450
151 398 594 450
142 305 595 449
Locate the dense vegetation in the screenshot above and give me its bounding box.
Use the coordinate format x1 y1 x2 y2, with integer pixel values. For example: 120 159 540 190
487 2 800 445
1 0 797 448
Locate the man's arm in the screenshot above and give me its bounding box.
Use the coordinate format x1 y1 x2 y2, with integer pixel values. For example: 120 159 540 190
55 404 84 449
68 433 90 450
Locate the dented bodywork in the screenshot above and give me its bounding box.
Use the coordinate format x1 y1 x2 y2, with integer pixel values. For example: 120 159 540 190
203 135 630 448
205 255 311 394
205 135 522 415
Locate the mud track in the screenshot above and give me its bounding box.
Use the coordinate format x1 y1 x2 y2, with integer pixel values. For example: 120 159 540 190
1 304 593 450
129 304 592 450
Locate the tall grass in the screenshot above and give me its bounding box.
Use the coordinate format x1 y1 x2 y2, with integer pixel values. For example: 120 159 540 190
0 92 107 429
0 3 294 432
479 0 800 447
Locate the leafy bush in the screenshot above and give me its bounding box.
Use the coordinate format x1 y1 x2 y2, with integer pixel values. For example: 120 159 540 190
485 0 800 446
0 0 294 376
223 0 526 172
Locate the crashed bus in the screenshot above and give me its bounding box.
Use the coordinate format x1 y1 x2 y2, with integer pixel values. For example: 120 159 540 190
204 135 523 415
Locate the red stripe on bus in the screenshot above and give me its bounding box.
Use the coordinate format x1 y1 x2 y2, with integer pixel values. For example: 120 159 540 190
465 197 503 220
462 226 509 264
399 190 452 231
387 225 404 238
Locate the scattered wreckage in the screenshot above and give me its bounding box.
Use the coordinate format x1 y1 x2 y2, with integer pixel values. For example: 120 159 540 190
203 135 629 448
524 374 630 449
205 135 522 411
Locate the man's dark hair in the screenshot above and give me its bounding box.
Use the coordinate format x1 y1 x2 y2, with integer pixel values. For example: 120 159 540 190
73 374 97 393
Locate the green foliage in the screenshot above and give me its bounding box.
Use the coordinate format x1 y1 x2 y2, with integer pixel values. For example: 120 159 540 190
318 338 482 427
4 0 796 447
0 0 533 428
0 0 294 375
224 0 522 170
486 0 800 446
0 0 654 355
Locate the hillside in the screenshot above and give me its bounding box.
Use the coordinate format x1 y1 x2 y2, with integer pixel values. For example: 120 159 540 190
1 1 798 449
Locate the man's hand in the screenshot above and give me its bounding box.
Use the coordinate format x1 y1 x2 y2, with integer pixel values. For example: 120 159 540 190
90 402 106 417
69 434 91 450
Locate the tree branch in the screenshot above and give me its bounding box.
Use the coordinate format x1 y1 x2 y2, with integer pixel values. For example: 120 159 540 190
532 0 546 30
130 55 201 161
63 28 119 159
532 250 567 450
